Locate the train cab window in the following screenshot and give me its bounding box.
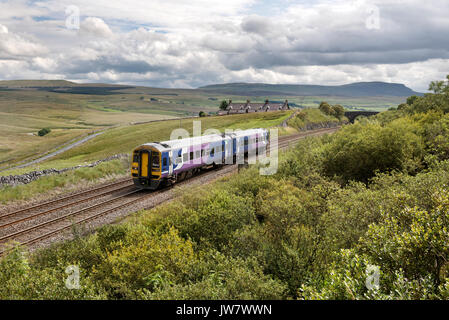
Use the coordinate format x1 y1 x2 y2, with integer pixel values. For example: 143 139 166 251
183 153 188 162
152 154 160 168
133 153 139 162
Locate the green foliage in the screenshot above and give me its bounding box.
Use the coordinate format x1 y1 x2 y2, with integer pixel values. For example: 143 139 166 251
219 100 228 110
319 102 335 116
288 108 341 130
322 118 425 183
333 104 345 118
199 111 206 117
319 102 345 119
144 253 287 299
360 191 449 285
38 127 51 136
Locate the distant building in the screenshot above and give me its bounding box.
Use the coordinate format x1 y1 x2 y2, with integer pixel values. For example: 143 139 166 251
223 99 290 115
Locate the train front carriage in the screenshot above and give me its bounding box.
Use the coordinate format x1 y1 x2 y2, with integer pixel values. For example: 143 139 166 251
131 144 163 189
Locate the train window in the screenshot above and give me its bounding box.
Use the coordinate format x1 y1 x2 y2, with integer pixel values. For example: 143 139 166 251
239 139 244 146
163 158 167 167
190 151 194 160
152 155 160 168
256 136 259 143
176 157 182 164
196 150 201 158
133 154 139 162
201 149 205 157
210 148 214 156
183 153 188 162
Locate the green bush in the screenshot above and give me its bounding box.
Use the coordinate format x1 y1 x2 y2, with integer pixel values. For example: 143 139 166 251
322 118 425 183
38 128 51 136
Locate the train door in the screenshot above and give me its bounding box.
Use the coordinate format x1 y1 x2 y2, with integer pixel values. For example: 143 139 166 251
168 150 173 175
222 140 226 164
161 152 169 173
139 150 150 177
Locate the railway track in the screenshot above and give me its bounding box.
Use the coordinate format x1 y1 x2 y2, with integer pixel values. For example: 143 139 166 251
0 127 338 256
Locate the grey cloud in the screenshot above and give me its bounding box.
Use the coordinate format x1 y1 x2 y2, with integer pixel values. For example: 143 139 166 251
241 16 272 35
59 56 159 74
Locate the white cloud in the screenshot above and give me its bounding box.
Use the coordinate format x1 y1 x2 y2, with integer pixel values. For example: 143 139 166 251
0 24 8 34
80 17 113 37
0 26 47 59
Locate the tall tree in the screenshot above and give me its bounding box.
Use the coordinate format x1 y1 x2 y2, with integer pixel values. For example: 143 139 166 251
219 100 229 110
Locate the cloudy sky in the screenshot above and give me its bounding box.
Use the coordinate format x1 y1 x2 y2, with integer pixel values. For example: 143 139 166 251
0 0 448 91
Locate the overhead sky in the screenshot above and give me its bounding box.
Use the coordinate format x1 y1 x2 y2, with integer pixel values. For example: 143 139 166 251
0 0 448 91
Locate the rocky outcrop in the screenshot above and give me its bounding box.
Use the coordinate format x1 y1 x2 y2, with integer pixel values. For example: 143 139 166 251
0 154 128 187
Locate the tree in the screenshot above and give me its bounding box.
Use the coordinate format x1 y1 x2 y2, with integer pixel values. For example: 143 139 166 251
333 104 345 118
219 100 229 111
429 75 449 95
319 102 335 116
199 111 206 117
38 128 51 136
406 95 418 105
397 103 409 110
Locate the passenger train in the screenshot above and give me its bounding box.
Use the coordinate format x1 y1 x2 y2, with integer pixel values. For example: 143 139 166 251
131 128 269 189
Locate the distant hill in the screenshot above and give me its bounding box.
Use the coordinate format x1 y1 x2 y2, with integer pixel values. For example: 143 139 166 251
198 82 422 97
0 80 78 87
0 80 136 95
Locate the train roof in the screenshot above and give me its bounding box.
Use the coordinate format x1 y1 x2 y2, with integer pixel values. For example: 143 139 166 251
139 128 267 151
160 134 226 149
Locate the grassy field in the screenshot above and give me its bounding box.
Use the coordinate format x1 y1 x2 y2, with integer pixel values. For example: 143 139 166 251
0 87 176 168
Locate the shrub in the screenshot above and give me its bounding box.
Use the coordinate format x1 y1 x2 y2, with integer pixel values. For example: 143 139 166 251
38 128 51 136
142 253 287 300
322 118 425 183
